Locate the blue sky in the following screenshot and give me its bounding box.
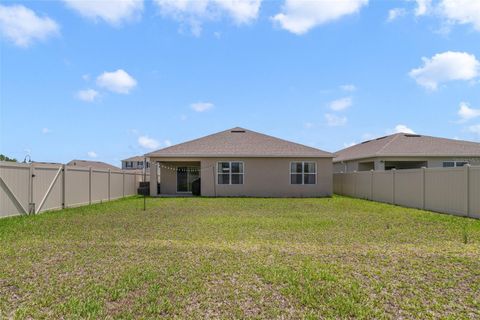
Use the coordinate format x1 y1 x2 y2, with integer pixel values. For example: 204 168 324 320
1 0 479 166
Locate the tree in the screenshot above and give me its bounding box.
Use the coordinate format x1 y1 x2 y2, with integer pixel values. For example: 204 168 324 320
0 154 17 162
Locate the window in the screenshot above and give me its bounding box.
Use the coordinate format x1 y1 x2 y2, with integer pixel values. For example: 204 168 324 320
290 162 316 185
217 161 244 185
443 161 468 168
125 161 133 168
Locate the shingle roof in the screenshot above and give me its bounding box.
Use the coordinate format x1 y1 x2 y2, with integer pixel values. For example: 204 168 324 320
122 155 148 162
67 160 121 171
334 133 480 162
145 127 333 158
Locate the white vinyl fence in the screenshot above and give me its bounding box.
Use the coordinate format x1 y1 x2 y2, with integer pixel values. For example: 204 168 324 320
333 165 480 219
0 162 145 218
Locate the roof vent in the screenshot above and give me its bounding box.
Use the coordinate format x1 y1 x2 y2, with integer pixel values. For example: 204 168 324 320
231 129 245 133
361 140 371 144
405 134 421 137
376 136 387 140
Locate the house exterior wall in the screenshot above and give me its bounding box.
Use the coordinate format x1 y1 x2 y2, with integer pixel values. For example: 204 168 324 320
150 157 332 197
333 157 480 173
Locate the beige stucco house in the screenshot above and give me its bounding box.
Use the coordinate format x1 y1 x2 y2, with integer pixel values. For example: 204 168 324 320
145 127 334 197
334 133 480 173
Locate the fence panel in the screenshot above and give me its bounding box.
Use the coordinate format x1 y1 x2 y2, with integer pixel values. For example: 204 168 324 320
65 167 91 207
470 166 480 219
372 171 394 204
425 167 466 217
0 163 30 217
91 170 109 203
355 171 372 200
394 169 423 209
124 173 137 195
333 174 342 194
110 172 124 200
342 173 356 197
34 166 63 213
335 166 479 219
1 162 143 218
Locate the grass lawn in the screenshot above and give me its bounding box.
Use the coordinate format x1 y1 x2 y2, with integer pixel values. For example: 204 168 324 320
0 196 479 319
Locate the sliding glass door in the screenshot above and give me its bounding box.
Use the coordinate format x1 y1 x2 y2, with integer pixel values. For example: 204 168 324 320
176 167 199 193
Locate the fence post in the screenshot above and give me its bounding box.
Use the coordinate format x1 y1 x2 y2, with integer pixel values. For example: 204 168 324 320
422 167 426 210
339 173 342 195
122 171 125 198
108 169 111 202
28 164 35 214
89 167 92 205
465 164 470 217
392 169 396 205
353 171 357 197
62 164 66 209
370 169 374 200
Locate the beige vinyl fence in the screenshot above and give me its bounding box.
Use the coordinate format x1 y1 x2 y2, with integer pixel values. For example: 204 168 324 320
333 165 480 219
0 162 145 218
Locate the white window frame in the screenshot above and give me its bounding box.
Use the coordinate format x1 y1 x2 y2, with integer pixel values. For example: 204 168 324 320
290 161 317 185
443 161 469 168
216 161 244 185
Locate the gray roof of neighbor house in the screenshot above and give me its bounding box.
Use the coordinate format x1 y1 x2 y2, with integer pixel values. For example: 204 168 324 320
67 160 121 171
122 155 148 162
334 133 480 162
145 127 334 158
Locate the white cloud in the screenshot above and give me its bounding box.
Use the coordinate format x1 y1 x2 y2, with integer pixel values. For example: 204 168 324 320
272 0 368 35
325 113 347 126
304 122 314 129
154 0 261 36
343 141 356 148
41 128 51 134
63 0 143 26
468 124 480 135
458 101 480 122
87 151 98 158
138 135 160 149
387 8 407 22
414 0 432 16
340 84 357 92
76 89 99 102
329 97 352 111
0 4 59 47
191 101 214 112
96 69 137 94
409 51 479 90
164 139 172 147
392 124 416 134
439 0 480 31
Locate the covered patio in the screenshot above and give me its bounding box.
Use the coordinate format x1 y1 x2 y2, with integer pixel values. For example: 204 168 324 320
150 161 202 196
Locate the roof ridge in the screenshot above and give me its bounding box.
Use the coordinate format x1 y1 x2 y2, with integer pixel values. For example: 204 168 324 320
374 133 402 156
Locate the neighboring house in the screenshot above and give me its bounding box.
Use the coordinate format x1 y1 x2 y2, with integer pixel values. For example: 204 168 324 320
121 156 150 171
145 127 334 197
67 160 121 171
334 133 480 173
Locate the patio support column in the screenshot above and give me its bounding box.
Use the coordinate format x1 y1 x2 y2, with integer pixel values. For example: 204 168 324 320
150 161 158 196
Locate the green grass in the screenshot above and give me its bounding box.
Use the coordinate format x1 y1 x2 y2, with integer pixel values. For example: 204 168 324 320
1 196 479 319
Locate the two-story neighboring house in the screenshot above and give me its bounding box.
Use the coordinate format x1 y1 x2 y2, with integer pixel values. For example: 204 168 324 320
333 133 480 173
121 156 150 172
